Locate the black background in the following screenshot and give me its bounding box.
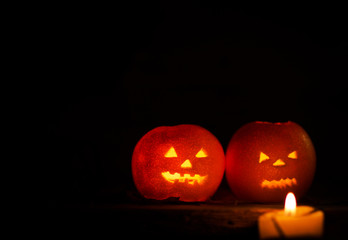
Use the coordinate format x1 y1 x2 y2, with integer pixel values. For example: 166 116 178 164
43 3 347 211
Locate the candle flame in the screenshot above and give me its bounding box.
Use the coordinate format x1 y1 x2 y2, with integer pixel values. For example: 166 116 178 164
284 192 297 216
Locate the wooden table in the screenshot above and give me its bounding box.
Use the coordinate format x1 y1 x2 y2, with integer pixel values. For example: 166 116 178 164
48 203 348 239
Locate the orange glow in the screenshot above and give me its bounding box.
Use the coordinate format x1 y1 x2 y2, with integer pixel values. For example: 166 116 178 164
161 171 207 185
273 159 286 166
226 121 316 203
284 192 297 216
132 124 225 202
259 152 270 163
288 151 298 159
165 147 177 158
261 178 297 189
180 159 192 168
195 148 208 158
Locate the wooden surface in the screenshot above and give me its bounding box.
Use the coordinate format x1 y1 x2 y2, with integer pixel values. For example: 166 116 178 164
48 203 348 239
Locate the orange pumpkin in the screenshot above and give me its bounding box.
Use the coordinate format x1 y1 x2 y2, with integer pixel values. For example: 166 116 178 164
226 121 316 202
132 124 225 202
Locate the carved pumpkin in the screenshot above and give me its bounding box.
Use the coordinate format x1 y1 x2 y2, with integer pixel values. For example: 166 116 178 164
132 124 225 202
226 121 316 202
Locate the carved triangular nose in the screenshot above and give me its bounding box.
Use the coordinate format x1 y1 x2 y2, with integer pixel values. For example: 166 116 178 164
181 159 192 168
273 159 286 167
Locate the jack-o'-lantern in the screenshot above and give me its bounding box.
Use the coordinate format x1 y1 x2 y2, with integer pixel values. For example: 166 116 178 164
132 124 225 202
226 121 316 203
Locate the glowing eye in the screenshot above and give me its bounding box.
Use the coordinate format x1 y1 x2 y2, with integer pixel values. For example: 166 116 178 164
259 152 270 163
288 151 298 159
165 147 177 158
195 148 208 158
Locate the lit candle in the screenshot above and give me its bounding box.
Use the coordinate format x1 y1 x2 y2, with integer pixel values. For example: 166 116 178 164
258 192 324 239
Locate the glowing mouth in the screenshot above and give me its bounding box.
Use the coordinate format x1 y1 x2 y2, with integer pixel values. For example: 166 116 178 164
261 178 297 189
161 171 207 185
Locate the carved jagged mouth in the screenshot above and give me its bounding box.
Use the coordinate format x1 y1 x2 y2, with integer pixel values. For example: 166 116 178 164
261 178 297 189
161 171 207 185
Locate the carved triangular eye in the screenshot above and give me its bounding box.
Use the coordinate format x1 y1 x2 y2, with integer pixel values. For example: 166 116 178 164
259 152 270 163
165 147 177 158
288 151 298 159
195 148 208 158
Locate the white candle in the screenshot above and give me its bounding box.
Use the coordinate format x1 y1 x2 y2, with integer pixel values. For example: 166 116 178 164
258 192 324 239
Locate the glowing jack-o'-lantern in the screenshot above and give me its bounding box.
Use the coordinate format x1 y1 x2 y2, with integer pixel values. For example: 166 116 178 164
132 124 225 202
226 121 316 203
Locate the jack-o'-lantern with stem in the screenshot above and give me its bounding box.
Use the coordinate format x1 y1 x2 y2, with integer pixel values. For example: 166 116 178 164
226 121 316 203
132 124 225 202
